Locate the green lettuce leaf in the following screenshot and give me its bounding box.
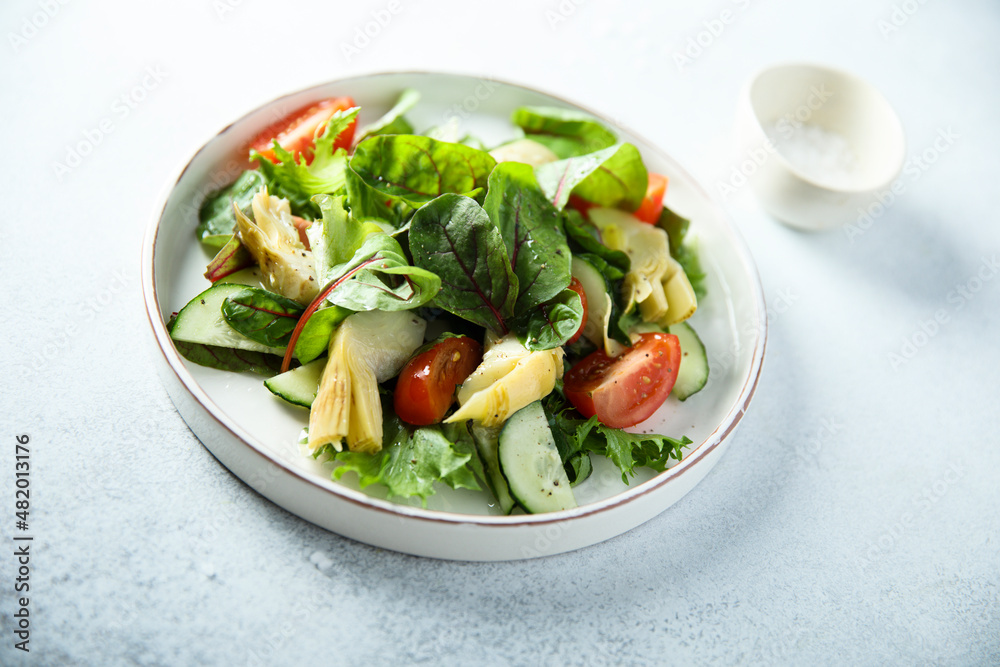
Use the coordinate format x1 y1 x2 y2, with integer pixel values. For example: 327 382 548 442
196 170 265 247
250 107 360 217
535 142 648 211
355 88 420 142
333 410 480 505
221 287 304 348
409 194 518 336
510 106 617 158
482 162 571 312
349 134 496 209
543 394 692 484
307 194 383 282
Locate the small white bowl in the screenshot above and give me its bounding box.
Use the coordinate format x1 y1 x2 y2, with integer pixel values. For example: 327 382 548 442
737 63 906 231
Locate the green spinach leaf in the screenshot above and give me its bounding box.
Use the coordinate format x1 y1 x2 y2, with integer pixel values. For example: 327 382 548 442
349 134 496 208
196 170 264 247
562 208 630 273
355 88 420 142
656 205 706 299
323 233 441 312
482 162 571 312
292 305 351 364
221 287 304 348
510 106 617 158
204 234 255 282
409 194 518 336
510 287 584 351
536 142 648 211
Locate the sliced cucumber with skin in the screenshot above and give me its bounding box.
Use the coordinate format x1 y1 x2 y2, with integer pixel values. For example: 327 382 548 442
669 321 709 401
498 401 577 514
264 358 327 408
170 283 285 355
471 423 516 515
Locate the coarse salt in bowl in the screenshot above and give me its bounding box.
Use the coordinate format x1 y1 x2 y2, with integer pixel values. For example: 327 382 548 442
737 62 906 231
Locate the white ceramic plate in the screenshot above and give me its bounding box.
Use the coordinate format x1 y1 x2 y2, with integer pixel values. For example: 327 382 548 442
142 72 766 561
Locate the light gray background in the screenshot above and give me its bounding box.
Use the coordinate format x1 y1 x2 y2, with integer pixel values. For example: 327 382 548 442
2 0 998 665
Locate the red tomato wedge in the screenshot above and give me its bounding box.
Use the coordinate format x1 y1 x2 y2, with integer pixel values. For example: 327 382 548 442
250 97 357 164
394 337 483 426
567 277 588 344
633 172 669 224
563 332 681 428
567 194 596 218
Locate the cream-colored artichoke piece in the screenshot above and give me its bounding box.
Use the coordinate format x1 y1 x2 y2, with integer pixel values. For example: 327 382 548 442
447 334 563 427
308 310 426 454
489 138 559 166
588 206 698 328
233 186 319 305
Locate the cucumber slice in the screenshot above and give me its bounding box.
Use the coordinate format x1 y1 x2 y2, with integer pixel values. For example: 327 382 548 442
170 283 285 355
470 424 516 515
669 321 709 401
571 255 609 348
264 358 327 408
498 401 577 514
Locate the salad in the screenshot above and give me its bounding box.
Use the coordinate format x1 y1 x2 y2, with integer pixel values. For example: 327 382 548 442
169 89 709 514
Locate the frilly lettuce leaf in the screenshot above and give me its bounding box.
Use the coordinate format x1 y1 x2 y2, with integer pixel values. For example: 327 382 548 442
250 107 360 217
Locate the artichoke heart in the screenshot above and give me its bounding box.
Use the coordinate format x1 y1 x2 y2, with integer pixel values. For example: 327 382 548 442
588 207 698 327
446 334 563 427
489 138 559 166
308 310 426 454
233 186 319 305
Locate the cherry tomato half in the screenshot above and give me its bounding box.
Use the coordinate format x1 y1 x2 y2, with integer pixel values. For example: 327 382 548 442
563 332 681 428
633 173 669 224
249 96 357 164
394 336 483 426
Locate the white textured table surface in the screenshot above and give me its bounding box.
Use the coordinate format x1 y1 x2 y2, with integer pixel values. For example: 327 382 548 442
2 0 998 664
